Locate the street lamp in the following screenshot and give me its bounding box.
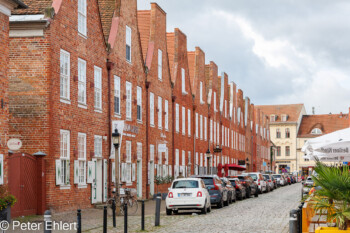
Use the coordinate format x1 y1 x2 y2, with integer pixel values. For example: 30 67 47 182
112 128 120 213
206 149 211 175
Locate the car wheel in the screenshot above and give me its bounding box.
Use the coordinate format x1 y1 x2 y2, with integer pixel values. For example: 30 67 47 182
224 197 229 206
246 188 251 198
217 197 224 208
207 203 211 213
201 201 208 215
166 208 172 216
229 194 232 204
255 189 259 197
173 209 178 214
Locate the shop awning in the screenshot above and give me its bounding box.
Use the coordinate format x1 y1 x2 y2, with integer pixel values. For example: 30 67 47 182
224 164 246 171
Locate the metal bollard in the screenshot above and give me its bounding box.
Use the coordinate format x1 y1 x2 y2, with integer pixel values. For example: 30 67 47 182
124 203 128 233
289 209 298 233
298 203 304 233
103 206 107 233
112 200 116 228
44 210 52 233
77 209 82 233
141 200 145 231
155 195 161 226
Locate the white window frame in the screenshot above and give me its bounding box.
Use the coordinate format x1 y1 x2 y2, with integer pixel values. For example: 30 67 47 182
78 0 87 36
210 119 213 142
200 115 203 140
77 133 87 185
78 58 86 105
94 135 102 157
195 113 199 138
137 86 142 122
125 141 132 184
60 129 70 186
188 109 191 136
204 117 207 141
126 81 132 120
114 76 120 115
176 104 179 132
60 49 70 101
158 96 162 129
181 68 186 94
214 92 217 112
200 81 204 104
165 100 169 130
94 66 102 110
158 49 162 80
126 26 132 62
150 92 154 126
182 106 186 135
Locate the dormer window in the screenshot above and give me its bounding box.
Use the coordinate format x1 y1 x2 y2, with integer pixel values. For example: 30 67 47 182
311 128 322 135
281 114 288 122
270 115 276 122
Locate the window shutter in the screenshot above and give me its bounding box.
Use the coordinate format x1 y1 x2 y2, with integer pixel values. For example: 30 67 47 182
74 160 79 184
188 109 191 136
148 162 150 184
0 154 4 185
66 160 70 184
132 163 136 181
56 160 62 185
103 159 108 202
168 165 172 177
112 162 115 183
87 161 94 183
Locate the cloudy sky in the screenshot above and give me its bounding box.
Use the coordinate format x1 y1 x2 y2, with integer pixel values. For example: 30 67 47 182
138 0 350 115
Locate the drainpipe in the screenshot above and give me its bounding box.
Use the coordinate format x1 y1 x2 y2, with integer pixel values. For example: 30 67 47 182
106 59 114 196
145 79 150 199
192 102 196 176
171 95 176 178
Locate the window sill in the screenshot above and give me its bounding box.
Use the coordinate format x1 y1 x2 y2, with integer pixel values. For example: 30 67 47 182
78 103 87 109
137 120 143 124
126 182 133 186
94 109 103 113
200 101 205 105
78 32 87 39
78 184 87 189
159 127 163 130
126 60 132 65
60 185 71 190
150 124 155 128
182 91 188 95
125 118 132 122
114 114 122 118
60 98 71 105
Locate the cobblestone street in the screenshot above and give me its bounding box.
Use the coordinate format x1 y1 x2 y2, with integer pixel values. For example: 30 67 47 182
155 183 302 233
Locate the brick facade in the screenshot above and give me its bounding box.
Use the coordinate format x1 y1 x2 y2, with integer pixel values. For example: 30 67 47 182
5 0 272 215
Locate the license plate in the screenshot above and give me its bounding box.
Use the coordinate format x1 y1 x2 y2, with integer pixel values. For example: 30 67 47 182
120 188 125 195
179 193 191 197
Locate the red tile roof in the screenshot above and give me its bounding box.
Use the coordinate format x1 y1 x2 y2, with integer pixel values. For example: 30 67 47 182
298 114 349 138
137 10 151 62
255 104 305 123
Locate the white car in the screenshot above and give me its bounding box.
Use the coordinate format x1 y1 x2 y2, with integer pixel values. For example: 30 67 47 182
166 178 211 215
244 172 267 193
272 174 285 186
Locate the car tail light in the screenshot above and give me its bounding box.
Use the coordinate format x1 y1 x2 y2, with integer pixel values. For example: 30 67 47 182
197 191 202 197
213 179 220 190
168 192 173 198
269 179 271 182
258 179 260 185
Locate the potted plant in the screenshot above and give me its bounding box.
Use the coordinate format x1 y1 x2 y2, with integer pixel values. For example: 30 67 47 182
0 185 17 222
311 161 350 232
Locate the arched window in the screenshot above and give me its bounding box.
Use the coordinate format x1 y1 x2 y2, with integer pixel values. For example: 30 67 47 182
311 128 322 134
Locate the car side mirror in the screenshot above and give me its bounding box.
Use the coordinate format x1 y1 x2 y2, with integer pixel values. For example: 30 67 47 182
168 187 171 191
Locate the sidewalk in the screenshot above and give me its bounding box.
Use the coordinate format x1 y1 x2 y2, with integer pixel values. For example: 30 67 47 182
8 199 185 233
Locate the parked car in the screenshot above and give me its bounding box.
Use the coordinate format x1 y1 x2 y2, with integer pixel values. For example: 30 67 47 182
228 178 246 200
263 174 274 191
244 172 267 194
191 175 228 208
235 175 259 198
302 176 314 194
272 174 285 186
166 178 211 215
285 175 291 185
220 177 236 204
271 175 278 189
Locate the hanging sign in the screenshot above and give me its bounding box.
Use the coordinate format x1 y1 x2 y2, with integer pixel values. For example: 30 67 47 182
7 138 22 151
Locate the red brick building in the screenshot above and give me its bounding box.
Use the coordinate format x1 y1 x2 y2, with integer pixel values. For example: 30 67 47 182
167 28 194 179
137 3 173 197
0 0 26 186
188 47 209 175
205 61 222 174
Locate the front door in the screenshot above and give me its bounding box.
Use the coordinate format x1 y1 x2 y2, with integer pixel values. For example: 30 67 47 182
137 160 142 197
91 159 97 204
150 161 154 196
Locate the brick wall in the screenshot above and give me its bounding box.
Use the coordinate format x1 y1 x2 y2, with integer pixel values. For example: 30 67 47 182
0 12 9 183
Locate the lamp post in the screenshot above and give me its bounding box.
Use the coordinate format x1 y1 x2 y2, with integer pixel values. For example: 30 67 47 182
112 129 120 213
206 149 211 175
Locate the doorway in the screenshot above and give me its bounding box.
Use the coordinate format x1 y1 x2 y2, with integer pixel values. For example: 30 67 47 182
95 159 103 203
150 161 154 196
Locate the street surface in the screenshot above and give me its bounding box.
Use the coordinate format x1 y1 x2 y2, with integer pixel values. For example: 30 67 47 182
155 183 302 233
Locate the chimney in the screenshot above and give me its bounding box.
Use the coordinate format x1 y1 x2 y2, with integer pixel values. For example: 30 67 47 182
312 107 315 115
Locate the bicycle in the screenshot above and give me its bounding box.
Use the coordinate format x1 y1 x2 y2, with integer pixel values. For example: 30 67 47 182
106 187 139 216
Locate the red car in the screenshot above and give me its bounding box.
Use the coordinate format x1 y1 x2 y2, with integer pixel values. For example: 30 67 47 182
286 176 291 185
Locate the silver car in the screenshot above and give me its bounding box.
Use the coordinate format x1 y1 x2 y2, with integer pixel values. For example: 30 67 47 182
302 176 314 194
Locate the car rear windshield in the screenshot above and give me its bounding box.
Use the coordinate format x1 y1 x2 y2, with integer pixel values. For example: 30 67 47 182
229 180 236 186
199 178 214 186
172 180 199 189
273 175 281 178
263 175 269 179
307 177 313 181
237 176 245 181
249 174 258 180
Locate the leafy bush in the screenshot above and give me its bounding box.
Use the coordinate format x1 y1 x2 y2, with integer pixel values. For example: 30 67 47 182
0 185 16 211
